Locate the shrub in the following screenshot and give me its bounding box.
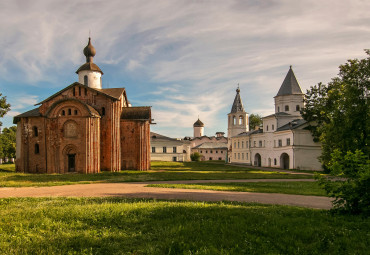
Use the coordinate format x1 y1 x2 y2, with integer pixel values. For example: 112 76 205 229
190 152 202 161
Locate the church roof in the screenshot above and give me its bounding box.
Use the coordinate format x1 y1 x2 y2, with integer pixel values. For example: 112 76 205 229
230 87 245 113
275 66 303 97
263 112 291 119
13 108 41 123
193 118 204 127
276 119 307 131
76 37 103 74
121 106 151 121
35 82 125 105
150 132 184 144
76 62 103 74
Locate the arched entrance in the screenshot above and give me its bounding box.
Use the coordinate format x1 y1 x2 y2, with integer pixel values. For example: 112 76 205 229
254 153 261 167
63 145 78 172
280 153 290 169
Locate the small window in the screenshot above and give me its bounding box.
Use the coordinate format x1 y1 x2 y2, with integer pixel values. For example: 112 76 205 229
62 110 65 116
234 142 236 148
209 157 213 160
254 141 256 147
221 151 223 154
84 75 88 86
216 150 218 153
285 105 289 111
234 153 236 158
173 147 177 153
85 88 87 96
242 153 244 160
247 153 248 159
74 110 78 115
246 141 249 148
33 126 38 137
259 141 262 147
79 87 81 96
241 141 244 148
239 116 243 125
278 106 280 112
274 159 277 165
218 157 222 160
278 139 282 147
210 150 213 153
206 150 208 153
102 107 105 116
200 150 203 153
233 116 236 125
35 144 39 154
172 157 177 162
238 142 240 148
287 138 291 146
272 124 274 130
152 147 156 153
238 153 240 159
163 147 167 153
266 125 269 131
296 105 300 111
73 87 75 96
68 109 72 115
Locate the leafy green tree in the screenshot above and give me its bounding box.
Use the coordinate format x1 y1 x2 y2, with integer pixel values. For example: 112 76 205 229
0 126 16 158
190 152 202 161
302 50 370 169
0 93 10 127
249 114 262 130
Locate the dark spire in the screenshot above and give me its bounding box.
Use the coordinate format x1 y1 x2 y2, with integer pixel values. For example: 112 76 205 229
276 66 303 96
193 118 204 127
230 86 245 113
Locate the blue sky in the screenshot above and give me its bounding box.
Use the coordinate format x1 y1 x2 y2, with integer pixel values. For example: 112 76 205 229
0 0 369 137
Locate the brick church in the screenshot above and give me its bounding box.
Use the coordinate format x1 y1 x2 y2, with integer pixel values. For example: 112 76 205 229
14 38 152 173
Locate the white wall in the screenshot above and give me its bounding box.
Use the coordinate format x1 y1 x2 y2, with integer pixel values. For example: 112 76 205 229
78 70 102 89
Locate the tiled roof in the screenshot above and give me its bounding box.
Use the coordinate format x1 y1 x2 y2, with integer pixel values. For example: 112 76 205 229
276 66 303 97
193 142 228 149
13 108 41 123
150 132 184 144
276 119 307 131
121 106 151 121
75 62 103 74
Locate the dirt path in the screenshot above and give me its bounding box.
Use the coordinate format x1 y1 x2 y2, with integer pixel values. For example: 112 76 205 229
0 179 333 209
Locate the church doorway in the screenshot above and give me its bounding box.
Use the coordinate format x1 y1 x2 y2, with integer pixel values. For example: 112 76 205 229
68 154 76 172
280 153 290 169
254 153 261 167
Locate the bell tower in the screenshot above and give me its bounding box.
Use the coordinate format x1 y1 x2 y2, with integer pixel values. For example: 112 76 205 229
227 86 248 139
76 37 103 89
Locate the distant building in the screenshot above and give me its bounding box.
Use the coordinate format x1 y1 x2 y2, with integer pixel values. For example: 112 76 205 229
150 132 190 162
229 67 322 170
14 38 152 173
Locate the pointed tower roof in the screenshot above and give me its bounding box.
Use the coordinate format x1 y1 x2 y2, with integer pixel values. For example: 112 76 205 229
76 37 103 74
276 66 303 97
230 86 245 113
193 118 204 127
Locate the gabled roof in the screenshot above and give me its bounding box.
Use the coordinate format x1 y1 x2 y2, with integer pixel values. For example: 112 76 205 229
263 112 291 119
276 119 307 131
233 129 262 138
193 142 228 149
121 106 151 121
35 82 125 105
193 118 204 127
13 108 41 124
230 87 245 113
275 66 303 97
150 132 183 144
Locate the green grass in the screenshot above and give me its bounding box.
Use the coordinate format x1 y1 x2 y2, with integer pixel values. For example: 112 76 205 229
147 181 328 196
0 162 313 187
0 197 368 254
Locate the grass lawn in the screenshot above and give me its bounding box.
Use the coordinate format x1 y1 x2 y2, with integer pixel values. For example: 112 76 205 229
0 161 313 187
147 181 328 196
0 197 368 254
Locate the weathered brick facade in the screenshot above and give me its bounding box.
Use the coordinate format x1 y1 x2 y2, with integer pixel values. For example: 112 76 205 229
14 38 151 173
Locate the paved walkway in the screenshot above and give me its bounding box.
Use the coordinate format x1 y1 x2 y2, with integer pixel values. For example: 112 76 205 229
0 179 333 209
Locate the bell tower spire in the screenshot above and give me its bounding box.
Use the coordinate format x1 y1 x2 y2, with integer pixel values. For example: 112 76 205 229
227 85 248 139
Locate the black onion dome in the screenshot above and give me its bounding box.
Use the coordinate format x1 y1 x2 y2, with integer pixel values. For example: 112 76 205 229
83 37 96 62
193 118 204 127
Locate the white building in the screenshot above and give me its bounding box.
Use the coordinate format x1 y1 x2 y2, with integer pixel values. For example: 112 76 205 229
150 132 190 162
229 67 322 170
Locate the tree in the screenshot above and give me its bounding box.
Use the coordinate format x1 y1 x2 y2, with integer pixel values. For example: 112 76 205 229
303 50 370 215
190 152 202 161
249 114 262 130
0 126 16 159
0 93 10 127
302 51 370 169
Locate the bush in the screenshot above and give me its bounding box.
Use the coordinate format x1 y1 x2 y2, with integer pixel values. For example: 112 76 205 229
316 149 370 216
190 152 202 161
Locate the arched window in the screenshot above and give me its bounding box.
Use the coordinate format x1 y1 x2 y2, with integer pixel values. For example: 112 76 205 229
274 158 277 165
62 110 65 116
272 124 274 130
35 144 39 154
68 109 72 115
296 105 300 111
102 107 105 116
277 106 280 112
266 125 269 131
239 116 243 125
33 126 38 137
233 116 236 125
79 87 81 96
285 105 289 111
84 75 88 86
74 110 78 115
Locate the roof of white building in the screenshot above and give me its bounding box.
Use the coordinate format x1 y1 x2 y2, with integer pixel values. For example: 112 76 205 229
193 142 228 149
276 119 307 131
150 132 184 144
275 66 303 97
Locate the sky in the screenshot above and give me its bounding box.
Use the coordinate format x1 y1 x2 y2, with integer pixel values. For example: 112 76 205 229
0 0 369 137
